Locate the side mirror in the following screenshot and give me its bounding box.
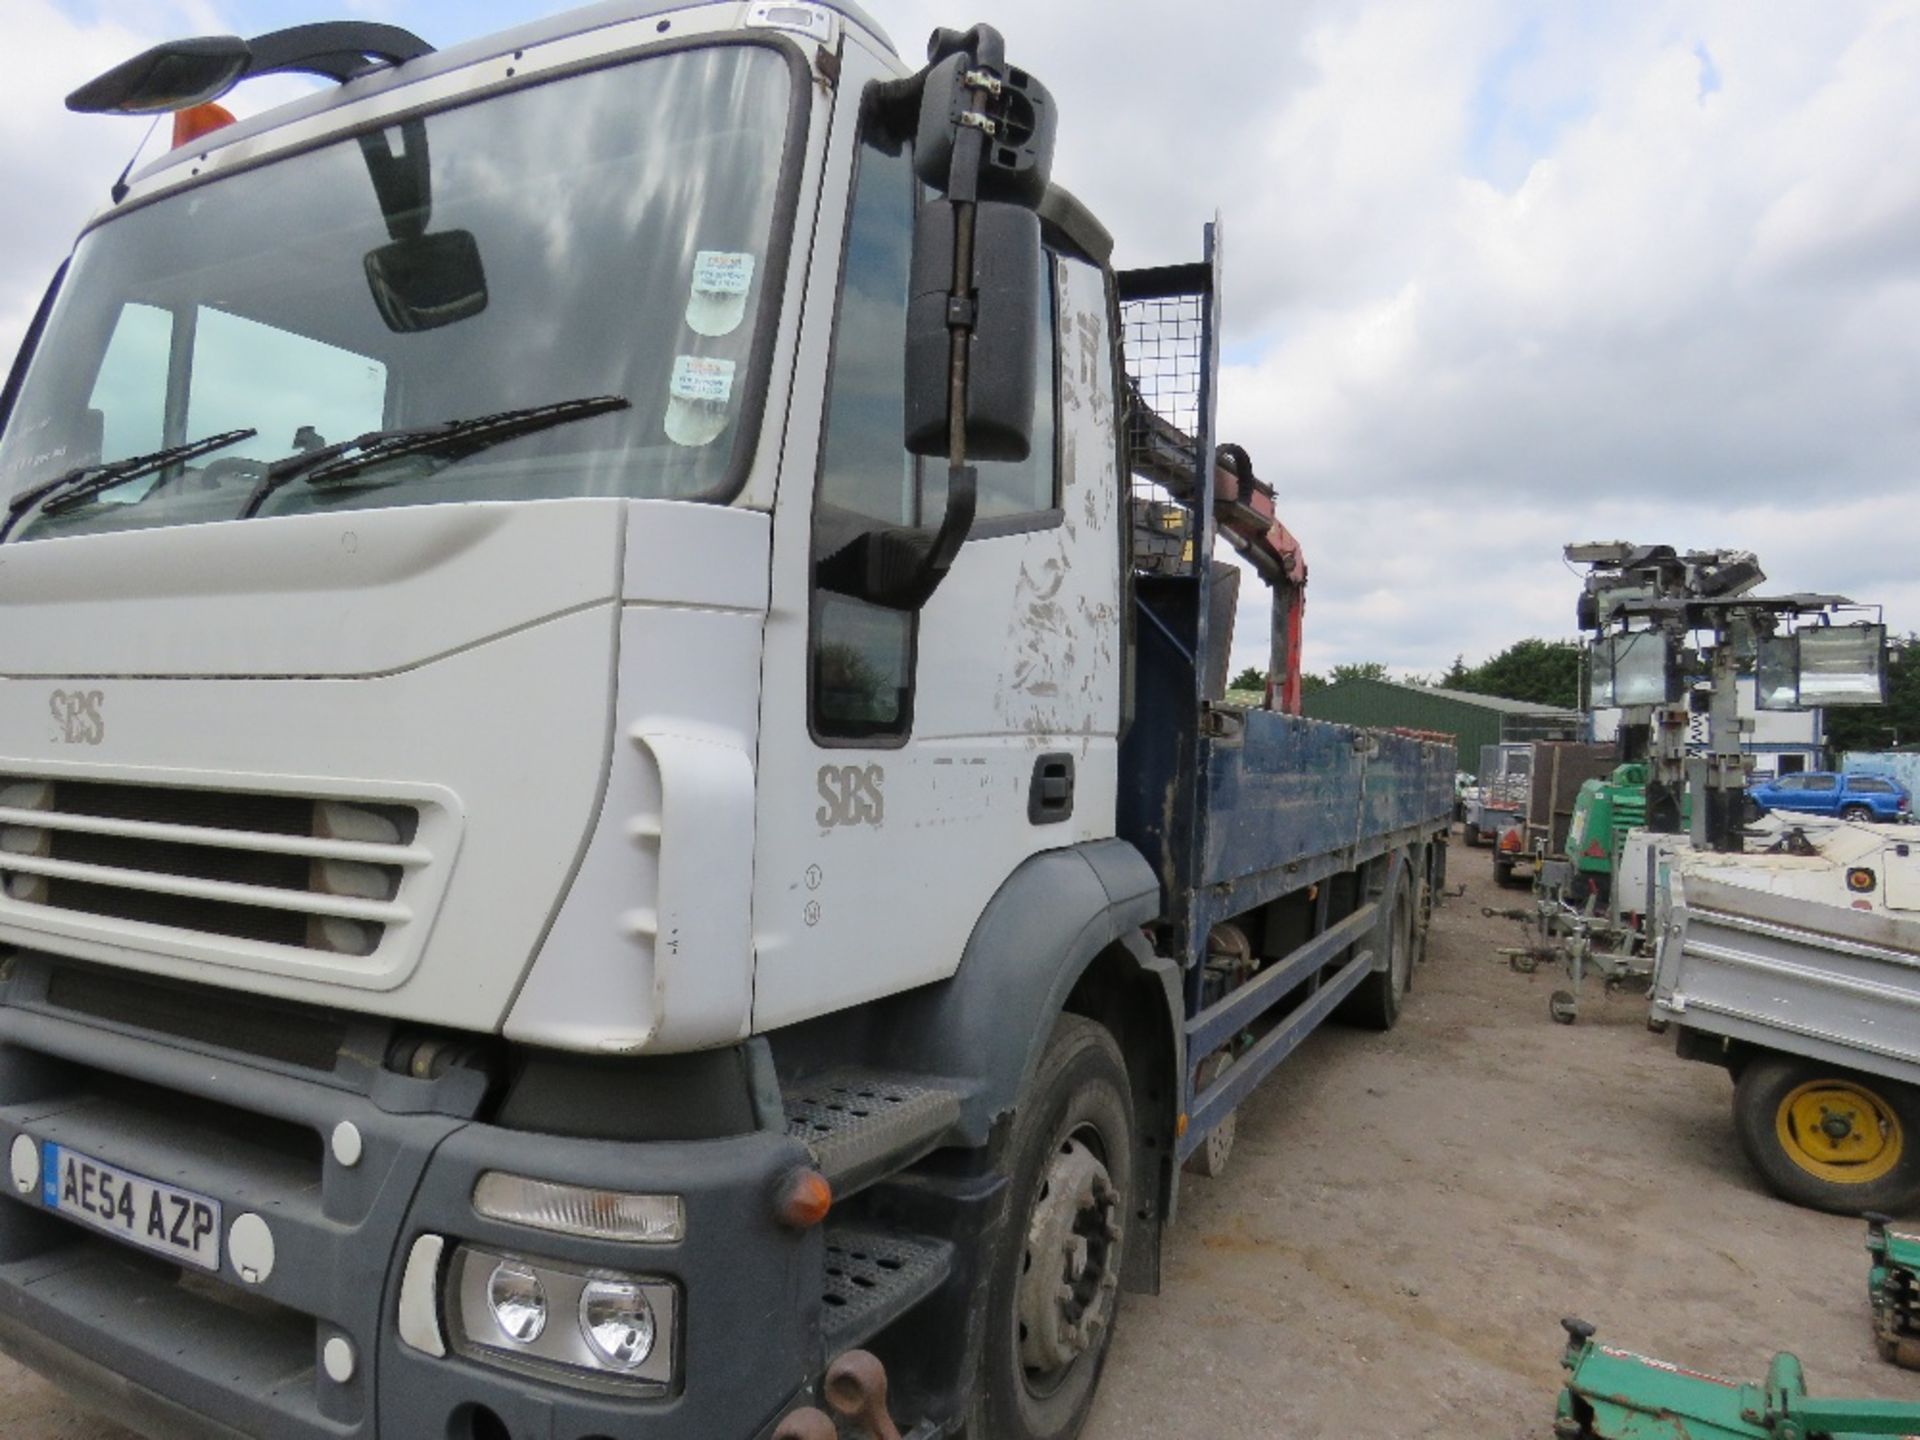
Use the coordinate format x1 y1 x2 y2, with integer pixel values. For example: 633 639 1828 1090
904 201 1039 460
903 39 1055 464
364 230 489 333
835 23 1054 612
66 36 251 115
912 49 1055 208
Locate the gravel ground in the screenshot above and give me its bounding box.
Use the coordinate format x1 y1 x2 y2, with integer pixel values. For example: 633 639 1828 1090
1083 838 1920 1439
5 833 1919 1437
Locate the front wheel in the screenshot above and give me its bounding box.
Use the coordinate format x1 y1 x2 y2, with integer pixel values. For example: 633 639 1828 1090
971 1016 1134 1440
1732 1056 1920 1214
1841 804 1874 823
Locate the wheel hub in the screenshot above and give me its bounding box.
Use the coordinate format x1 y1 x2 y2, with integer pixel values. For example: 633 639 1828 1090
1778 1081 1900 1180
1017 1137 1122 1377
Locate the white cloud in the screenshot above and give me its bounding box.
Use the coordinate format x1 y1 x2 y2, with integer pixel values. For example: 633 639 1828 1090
1 0 1914 680
0 1 324 362
1191 0 1920 675
0 2 162 354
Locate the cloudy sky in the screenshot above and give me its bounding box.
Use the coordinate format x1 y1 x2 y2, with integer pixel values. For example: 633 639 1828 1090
6 0 1917 680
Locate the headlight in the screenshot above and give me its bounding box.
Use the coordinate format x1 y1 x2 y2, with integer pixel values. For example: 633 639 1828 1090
486 1261 548 1344
580 1280 656 1369
449 1246 675 1392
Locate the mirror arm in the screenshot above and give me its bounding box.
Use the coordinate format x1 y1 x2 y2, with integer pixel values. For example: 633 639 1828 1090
920 462 976 597
814 470 974 613
913 41 1006 602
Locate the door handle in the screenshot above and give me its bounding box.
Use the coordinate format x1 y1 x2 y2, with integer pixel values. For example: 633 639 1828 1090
1029 753 1074 825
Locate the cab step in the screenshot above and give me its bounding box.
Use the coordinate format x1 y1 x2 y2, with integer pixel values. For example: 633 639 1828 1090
783 1069 963 1195
820 1226 954 1353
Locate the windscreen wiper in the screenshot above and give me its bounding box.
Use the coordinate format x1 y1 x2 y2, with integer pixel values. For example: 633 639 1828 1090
242 395 630 516
0 428 257 541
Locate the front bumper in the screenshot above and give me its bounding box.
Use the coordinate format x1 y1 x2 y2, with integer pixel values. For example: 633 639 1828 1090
0 962 820 1440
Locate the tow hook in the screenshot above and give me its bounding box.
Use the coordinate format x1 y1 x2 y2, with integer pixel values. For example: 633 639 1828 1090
773 1349 904 1440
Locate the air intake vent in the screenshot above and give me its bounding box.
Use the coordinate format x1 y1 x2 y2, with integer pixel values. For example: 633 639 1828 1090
45 962 349 1071
0 775 424 958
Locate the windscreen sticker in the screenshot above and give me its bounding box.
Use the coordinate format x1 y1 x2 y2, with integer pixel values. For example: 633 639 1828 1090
685 251 756 337
665 355 736 447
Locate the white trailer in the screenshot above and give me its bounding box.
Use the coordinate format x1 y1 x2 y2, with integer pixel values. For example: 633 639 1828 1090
1652 817 1920 1213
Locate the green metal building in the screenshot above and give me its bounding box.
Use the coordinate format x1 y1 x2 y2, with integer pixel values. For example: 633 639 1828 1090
1301 678 1582 773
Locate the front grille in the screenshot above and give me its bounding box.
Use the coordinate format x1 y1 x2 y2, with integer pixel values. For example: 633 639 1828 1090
46 962 349 1071
0 775 424 957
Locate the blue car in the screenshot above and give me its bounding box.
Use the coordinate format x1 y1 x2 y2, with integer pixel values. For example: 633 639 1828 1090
1748 770 1912 823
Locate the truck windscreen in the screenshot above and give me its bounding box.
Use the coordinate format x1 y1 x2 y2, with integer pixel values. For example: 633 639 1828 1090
0 43 794 542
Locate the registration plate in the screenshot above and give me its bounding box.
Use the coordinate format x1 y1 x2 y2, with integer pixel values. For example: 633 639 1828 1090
40 1143 221 1272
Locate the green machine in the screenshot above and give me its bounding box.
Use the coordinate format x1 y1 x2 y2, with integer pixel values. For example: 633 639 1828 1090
1564 764 1649 903
1865 1214 1920 1370
1554 1318 1920 1438
1563 763 1691 907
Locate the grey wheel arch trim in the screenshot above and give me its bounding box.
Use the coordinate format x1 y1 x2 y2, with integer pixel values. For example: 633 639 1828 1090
884 838 1172 1148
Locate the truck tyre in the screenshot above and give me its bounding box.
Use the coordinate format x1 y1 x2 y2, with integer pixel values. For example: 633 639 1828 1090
1339 871 1414 1031
1731 1055 1920 1214
972 1016 1134 1440
1183 1051 1235 1179
1412 852 1436 967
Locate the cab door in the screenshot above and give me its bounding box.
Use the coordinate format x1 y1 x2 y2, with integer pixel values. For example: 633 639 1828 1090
751 54 1123 1029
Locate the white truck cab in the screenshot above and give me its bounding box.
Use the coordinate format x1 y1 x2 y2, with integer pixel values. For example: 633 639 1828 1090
0 6 1453 1437
1 1 1115 1057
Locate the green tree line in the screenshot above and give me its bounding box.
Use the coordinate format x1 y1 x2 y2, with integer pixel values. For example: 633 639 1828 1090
1231 641 1582 709
1232 633 1919 752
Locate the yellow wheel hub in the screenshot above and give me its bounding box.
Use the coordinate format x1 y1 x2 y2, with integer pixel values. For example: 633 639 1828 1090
1775 1080 1903 1184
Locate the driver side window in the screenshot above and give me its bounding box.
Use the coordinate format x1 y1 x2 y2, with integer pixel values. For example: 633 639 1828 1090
809 136 921 743
808 131 1061 743
79 301 388 499
88 302 170 465
188 308 387 462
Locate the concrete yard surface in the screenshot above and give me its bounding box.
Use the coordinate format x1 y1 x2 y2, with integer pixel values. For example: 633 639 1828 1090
4 834 1919 1437
1083 842 1920 1438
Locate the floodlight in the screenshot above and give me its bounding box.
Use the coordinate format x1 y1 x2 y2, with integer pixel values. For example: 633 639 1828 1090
1754 635 1800 711
1588 638 1616 708
1797 624 1887 707
1589 631 1677 709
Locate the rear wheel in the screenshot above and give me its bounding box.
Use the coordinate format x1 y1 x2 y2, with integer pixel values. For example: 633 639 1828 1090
1463 822 1482 848
1340 871 1414 1031
971 1017 1133 1440
1412 850 1436 967
1732 1056 1920 1214
1183 1052 1235 1179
